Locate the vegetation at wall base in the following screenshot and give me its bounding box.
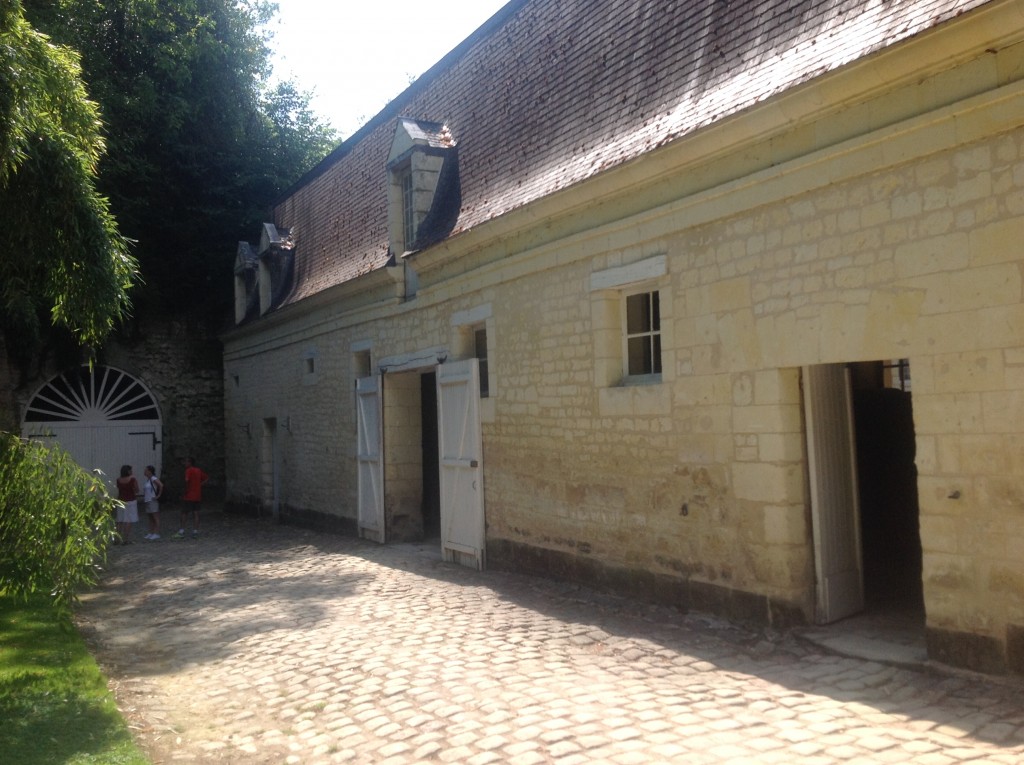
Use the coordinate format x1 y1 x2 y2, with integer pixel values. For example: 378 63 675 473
0 591 148 765
0 433 117 617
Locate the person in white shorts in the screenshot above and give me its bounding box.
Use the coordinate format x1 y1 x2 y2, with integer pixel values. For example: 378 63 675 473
114 464 140 544
142 465 164 540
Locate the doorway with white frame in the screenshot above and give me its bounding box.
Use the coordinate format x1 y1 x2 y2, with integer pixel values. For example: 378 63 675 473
803 360 922 626
355 350 485 570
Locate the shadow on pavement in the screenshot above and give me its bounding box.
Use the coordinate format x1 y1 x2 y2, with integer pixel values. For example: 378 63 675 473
76 508 1024 753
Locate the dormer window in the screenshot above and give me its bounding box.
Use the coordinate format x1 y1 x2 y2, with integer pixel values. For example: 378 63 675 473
400 165 415 249
233 241 258 325
387 118 461 257
256 223 294 316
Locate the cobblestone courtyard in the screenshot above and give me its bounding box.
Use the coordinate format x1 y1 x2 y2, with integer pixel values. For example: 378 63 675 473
76 511 1024 764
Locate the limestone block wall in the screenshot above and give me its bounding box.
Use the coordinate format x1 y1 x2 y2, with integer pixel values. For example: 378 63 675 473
480 233 813 622
470 123 1024 647
226 121 1024 652
223 280 460 529
715 131 1024 659
224 40 1024 666
224 324 358 527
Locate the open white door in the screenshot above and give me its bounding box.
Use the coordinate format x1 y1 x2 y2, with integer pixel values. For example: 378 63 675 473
804 364 864 624
436 359 485 569
356 375 384 543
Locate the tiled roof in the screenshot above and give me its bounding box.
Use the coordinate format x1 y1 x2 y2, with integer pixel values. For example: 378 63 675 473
273 0 990 308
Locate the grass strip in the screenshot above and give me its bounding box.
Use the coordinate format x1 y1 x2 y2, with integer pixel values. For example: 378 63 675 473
0 591 148 764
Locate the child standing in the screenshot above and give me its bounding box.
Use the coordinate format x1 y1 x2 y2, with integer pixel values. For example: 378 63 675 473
142 465 164 540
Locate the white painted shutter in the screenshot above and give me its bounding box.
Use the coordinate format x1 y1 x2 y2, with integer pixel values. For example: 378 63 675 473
436 359 485 570
804 364 864 624
356 375 384 543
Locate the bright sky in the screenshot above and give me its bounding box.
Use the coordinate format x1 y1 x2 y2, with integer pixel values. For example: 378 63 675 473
266 0 511 139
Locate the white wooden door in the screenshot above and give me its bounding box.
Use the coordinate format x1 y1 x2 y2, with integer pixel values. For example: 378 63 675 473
804 364 864 624
356 375 384 542
22 422 160 493
436 359 485 569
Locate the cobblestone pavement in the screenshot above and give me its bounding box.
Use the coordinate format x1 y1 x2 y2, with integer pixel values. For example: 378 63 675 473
75 511 1024 764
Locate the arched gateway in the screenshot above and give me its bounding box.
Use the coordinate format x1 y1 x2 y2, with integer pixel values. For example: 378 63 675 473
21 366 163 491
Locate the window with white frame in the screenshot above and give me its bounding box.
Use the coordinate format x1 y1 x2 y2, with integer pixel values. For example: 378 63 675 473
353 349 372 379
623 289 661 378
589 254 668 388
451 304 494 401
474 325 490 398
400 165 415 249
302 348 319 385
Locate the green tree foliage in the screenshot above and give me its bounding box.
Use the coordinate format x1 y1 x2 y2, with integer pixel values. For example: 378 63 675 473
0 5 130 607
0 433 117 616
24 0 338 325
0 1 137 363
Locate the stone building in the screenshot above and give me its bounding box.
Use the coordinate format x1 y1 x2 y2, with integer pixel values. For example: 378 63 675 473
223 0 1024 674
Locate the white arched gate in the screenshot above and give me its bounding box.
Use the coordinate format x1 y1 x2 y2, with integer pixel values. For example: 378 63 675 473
21 366 163 493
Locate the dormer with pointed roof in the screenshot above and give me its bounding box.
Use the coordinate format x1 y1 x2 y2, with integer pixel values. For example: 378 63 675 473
386 118 460 257
258 223 294 317
232 223 296 325
233 241 259 325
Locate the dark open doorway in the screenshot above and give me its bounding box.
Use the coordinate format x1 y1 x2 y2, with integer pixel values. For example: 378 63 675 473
849 361 924 618
801 360 926 664
421 372 441 539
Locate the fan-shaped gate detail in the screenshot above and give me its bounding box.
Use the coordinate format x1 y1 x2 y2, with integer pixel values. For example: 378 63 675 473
22 366 163 488
25 366 159 423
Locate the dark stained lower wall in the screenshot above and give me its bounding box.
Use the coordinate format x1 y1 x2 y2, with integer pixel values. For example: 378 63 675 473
279 504 358 536
488 538 808 630
1006 624 1024 676
926 627 1008 675
926 625 1024 676
225 497 358 537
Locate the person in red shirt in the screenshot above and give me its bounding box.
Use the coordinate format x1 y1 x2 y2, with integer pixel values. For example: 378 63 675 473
115 464 140 543
175 456 209 538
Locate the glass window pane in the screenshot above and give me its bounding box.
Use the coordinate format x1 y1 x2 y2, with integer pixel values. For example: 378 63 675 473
475 327 489 398
624 289 661 379
474 328 487 360
479 360 489 398
402 170 414 246
626 292 650 333
628 336 650 375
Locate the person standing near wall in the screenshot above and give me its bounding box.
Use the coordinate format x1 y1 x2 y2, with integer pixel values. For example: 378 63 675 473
175 457 209 539
142 465 163 540
115 464 140 543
